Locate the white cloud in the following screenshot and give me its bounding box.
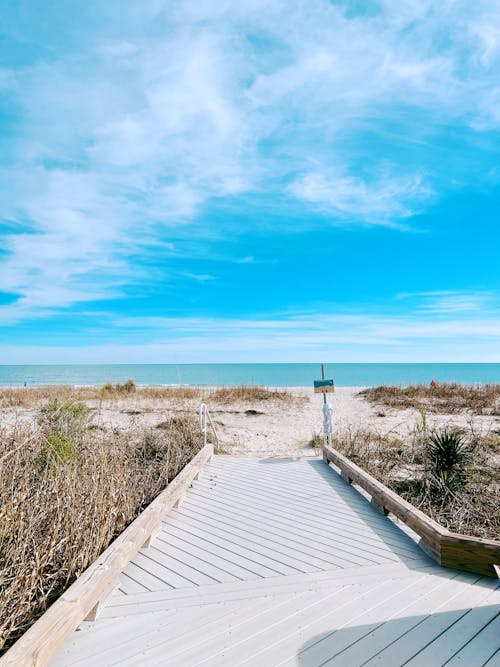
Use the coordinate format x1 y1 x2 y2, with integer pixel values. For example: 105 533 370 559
288 171 430 224
1 307 499 363
2 0 500 319
397 291 494 314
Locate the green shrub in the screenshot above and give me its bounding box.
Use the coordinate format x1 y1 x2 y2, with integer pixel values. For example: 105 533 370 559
426 429 471 492
39 433 78 472
37 400 91 436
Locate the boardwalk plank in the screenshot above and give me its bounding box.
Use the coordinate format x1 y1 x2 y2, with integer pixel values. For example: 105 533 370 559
235 573 444 667
182 487 401 566
405 605 500 667
363 579 500 665
446 613 500 666
173 506 328 572
154 531 263 581
45 457 499 667
164 514 312 575
185 483 410 564
192 474 423 560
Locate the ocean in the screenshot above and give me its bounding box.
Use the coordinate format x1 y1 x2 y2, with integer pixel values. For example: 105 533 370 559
0 363 499 387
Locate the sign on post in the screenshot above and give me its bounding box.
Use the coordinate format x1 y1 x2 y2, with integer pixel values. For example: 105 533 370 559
313 379 335 394
315 366 334 448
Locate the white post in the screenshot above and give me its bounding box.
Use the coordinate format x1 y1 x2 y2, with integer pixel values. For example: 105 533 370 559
199 403 208 448
322 399 333 449
320 363 333 449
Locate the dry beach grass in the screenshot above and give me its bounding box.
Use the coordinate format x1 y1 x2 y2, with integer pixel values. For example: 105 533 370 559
0 399 201 654
359 382 500 415
0 381 297 409
0 381 201 408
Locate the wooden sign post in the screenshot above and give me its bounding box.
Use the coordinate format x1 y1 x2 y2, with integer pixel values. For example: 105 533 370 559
314 364 334 448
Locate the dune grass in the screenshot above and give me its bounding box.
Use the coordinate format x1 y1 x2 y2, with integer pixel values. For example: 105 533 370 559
0 400 201 654
0 382 204 408
359 382 500 415
0 382 301 409
207 385 300 404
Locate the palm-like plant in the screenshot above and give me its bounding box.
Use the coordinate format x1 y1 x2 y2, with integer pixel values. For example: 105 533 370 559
426 429 470 492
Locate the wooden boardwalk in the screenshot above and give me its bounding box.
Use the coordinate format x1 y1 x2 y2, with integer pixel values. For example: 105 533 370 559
50 457 500 667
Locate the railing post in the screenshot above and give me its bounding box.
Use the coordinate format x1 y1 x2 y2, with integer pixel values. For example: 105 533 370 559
199 403 208 448
198 403 219 456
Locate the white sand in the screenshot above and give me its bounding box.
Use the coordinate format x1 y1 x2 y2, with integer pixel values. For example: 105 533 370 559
205 387 499 457
4 386 497 458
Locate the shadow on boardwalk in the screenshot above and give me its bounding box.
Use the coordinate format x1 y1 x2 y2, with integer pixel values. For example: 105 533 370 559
297 604 500 666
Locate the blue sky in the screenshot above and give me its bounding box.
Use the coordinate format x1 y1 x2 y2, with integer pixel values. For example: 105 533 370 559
0 0 499 362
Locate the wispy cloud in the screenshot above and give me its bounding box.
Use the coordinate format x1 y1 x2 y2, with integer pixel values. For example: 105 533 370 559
397 291 494 314
288 171 431 224
2 305 499 363
2 1 500 322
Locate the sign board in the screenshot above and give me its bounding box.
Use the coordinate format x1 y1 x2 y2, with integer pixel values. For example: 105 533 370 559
314 379 334 393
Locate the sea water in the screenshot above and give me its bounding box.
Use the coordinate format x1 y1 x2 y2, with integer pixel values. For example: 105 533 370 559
0 363 499 387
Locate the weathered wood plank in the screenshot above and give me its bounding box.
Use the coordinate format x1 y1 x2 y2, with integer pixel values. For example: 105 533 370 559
441 534 500 577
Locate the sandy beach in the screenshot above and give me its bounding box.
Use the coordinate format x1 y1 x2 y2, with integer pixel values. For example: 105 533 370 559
3 386 498 458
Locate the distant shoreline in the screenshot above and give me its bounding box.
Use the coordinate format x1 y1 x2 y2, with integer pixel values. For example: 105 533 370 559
0 362 499 388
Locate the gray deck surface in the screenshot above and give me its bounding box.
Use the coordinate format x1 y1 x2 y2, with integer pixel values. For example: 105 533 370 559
50 457 500 666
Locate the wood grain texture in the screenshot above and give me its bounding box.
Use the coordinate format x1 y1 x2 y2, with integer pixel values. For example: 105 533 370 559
1 442 213 667
323 444 500 579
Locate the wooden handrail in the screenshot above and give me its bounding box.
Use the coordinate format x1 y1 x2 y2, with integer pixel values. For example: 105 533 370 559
323 445 500 579
1 442 214 667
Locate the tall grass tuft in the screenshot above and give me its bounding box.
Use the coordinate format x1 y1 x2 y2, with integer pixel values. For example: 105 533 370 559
39 433 79 471
100 378 137 397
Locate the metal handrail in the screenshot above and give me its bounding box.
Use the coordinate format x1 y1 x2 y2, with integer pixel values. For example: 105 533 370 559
199 403 220 451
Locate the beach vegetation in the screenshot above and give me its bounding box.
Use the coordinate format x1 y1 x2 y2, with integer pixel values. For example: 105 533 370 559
37 398 91 435
0 382 305 409
426 429 471 492
0 384 97 408
0 383 203 408
334 420 498 541
359 382 500 415
140 385 201 399
100 378 137 396
208 385 302 404
39 433 79 471
0 405 201 655
307 432 323 450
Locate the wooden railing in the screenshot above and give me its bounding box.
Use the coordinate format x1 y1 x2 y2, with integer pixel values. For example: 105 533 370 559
2 441 214 667
323 445 500 579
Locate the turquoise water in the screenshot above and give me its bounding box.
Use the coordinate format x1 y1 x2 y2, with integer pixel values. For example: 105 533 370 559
0 363 499 387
